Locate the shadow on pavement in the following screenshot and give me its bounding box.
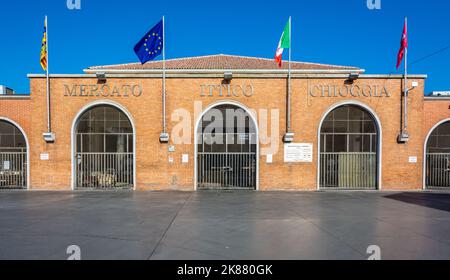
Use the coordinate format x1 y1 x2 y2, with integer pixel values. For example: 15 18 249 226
384 192 450 212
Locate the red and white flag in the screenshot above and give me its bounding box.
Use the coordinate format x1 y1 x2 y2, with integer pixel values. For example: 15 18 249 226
396 18 408 69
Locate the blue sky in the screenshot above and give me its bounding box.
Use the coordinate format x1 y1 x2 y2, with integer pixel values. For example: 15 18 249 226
0 0 449 94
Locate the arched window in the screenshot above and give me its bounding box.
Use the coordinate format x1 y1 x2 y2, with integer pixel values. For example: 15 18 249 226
427 122 450 154
320 105 378 189
0 120 27 189
425 121 450 189
75 105 134 189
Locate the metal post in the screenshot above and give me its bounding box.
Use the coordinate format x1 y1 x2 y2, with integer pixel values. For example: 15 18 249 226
46 15 51 134
160 16 169 142
404 17 408 133
42 15 55 143
287 16 292 133
397 17 409 143
163 16 166 134
283 16 294 143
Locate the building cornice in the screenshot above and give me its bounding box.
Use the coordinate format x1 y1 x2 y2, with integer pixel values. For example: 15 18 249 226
424 97 450 101
0 95 30 100
27 72 427 79
82 68 365 74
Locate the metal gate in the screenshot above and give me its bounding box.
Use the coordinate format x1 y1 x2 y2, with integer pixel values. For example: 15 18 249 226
76 152 133 189
74 105 134 190
320 152 377 189
0 148 27 189
197 133 257 190
426 153 450 189
425 121 450 189
319 105 378 190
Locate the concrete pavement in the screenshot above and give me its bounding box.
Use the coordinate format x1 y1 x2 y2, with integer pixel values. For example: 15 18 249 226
0 191 449 260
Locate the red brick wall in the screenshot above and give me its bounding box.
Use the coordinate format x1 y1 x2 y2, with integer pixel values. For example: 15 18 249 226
18 76 426 191
424 100 450 138
0 97 31 140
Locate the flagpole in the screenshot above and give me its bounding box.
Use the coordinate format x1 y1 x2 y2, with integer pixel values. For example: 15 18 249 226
160 15 168 142
283 16 293 143
45 15 52 135
404 17 408 134
287 16 292 134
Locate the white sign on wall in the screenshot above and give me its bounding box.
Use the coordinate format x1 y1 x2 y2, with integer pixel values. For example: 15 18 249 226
40 153 50 161
284 143 313 163
409 156 418 164
182 154 189 164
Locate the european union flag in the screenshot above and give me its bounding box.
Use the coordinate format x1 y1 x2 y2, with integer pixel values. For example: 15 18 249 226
134 20 164 64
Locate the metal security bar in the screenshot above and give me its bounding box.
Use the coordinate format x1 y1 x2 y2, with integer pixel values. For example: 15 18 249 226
320 152 377 189
0 148 27 189
197 153 257 190
426 153 450 189
76 152 133 189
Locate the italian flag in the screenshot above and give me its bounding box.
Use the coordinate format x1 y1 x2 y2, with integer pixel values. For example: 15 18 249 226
275 18 291 68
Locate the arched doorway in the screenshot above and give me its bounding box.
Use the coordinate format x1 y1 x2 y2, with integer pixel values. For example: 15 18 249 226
425 120 450 189
0 119 28 189
196 103 258 190
319 104 379 190
74 105 134 190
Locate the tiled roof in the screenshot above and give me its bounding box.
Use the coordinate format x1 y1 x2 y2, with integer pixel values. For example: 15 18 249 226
87 54 360 71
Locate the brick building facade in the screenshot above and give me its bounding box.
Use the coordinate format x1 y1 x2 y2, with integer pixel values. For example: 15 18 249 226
1 54 448 191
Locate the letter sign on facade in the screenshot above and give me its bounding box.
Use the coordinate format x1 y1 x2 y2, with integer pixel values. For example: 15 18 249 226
200 84 254 97
63 83 143 97
308 84 391 98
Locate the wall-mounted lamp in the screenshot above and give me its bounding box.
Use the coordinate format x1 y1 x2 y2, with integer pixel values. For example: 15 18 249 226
96 72 107 83
43 132 56 143
283 132 295 143
159 133 170 143
397 132 410 143
224 72 233 82
348 73 360 82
